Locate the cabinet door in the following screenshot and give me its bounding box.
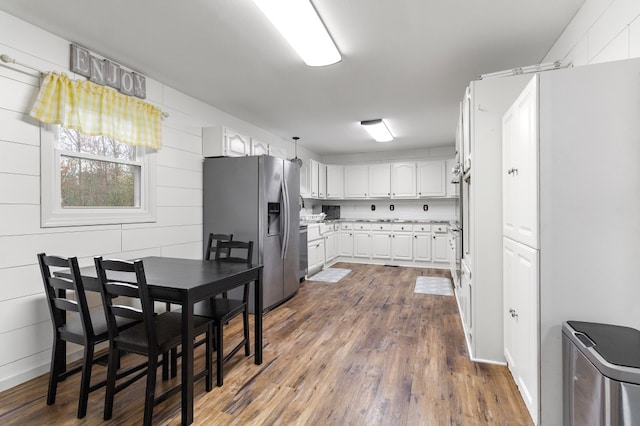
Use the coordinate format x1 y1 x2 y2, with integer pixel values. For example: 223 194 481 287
353 232 371 258
310 159 320 198
371 232 391 259
446 158 459 197
251 138 269 156
369 163 391 198
326 165 344 199
344 165 369 198
503 76 539 249
318 163 327 199
462 86 471 172
225 129 251 157
503 237 539 425
417 161 446 197
325 232 337 262
413 233 431 261
391 162 416 198
268 145 287 159
431 234 449 263
339 231 353 257
392 232 413 261
300 159 311 198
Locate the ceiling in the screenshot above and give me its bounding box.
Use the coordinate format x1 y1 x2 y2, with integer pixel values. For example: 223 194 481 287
0 0 584 155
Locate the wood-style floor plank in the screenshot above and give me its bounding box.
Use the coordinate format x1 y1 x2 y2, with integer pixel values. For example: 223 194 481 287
0 263 533 425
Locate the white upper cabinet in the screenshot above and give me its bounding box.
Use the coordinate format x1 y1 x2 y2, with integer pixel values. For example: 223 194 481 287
203 126 251 157
318 162 327 199
391 162 416 198
344 165 369 198
326 165 344 199
368 163 391 198
502 76 539 249
416 160 446 197
446 158 459 197
310 159 320 198
250 138 269 156
462 86 471 172
300 159 311 198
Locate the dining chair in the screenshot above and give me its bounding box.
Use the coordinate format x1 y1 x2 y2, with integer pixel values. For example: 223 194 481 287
205 233 233 261
194 240 253 386
37 253 138 419
94 257 214 425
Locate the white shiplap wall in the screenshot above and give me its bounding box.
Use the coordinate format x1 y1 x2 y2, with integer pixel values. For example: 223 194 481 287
543 0 640 66
0 10 297 392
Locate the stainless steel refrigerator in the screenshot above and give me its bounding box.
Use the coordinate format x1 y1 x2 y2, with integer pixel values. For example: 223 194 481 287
203 155 300 313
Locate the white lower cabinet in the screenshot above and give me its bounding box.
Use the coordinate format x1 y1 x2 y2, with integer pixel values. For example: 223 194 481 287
324 224 338 264
413 232 432 262
391 224 413 261
370 223 391 260
503 237 539 425
308 239 325 273
339 223 354 257
353 227 372 259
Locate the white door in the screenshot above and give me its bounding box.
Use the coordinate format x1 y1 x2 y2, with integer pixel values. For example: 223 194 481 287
371 232 391 259
318 163 327 199
326 165 344 199
300 159 310 198
391 162 416 198
413 233 431 262
392 232 413 261
503 75 539 249
339 230 353 257
431 234 449 263
344 165 369 198
369 163 391 198
250 138 269 156
310 159 319 198
225 129 250 156
353 232 371 258
417 161 446 197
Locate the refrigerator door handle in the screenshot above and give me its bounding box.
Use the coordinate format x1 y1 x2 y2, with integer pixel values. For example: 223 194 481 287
282 176 291 259
280 179 288 260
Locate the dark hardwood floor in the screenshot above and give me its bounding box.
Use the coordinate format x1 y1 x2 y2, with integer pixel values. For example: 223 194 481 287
0 263 533 425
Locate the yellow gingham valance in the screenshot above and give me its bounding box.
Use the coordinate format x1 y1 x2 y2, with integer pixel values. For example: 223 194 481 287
29 72 162 150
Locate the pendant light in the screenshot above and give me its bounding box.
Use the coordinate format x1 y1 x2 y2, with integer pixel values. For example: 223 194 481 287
291 136 303 167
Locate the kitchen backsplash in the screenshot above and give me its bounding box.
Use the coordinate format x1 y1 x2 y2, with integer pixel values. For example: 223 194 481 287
301 198 458 221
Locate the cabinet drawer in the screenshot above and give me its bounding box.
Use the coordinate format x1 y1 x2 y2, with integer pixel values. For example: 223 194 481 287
432 224 448 233
413 224 431 232
354 222 372 231
340 222 353 231
372 223 392 231
391 223 412 232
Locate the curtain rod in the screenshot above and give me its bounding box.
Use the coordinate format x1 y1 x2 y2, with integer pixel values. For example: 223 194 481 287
1 53 170 118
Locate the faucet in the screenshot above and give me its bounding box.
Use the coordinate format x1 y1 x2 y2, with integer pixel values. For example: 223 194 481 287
299 195 305 210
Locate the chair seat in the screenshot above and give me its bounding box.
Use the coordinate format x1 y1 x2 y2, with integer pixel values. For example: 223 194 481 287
115 312 212 354
194 298 246 321
59 312 138 345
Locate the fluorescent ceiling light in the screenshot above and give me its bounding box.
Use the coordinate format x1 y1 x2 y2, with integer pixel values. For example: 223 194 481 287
360 119 394 142
253 0 341 67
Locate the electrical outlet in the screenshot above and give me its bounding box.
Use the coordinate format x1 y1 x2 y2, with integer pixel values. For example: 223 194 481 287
423 204 428 211
371 204 376 211
390 204 395 211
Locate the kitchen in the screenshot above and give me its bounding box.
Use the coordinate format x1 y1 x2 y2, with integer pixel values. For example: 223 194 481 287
1 1 640 425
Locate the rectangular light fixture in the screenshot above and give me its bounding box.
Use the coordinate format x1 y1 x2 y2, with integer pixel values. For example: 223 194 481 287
253 0 341 67
360 119 394 142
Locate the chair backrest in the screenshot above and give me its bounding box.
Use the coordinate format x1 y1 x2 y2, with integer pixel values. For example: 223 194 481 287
205 233 233 260
215 240 253 264
38 253 94 341
94 257 157 347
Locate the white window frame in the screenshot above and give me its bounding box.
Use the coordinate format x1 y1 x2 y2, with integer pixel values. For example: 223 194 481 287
40 125 157 227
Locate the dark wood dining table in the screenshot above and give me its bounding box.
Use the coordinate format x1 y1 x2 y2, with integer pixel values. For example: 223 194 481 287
67 256 264 425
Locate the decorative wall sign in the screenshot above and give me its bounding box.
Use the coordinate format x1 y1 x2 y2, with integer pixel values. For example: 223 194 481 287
70 44 146 99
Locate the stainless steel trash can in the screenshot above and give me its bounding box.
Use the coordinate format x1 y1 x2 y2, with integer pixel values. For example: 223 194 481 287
563 321 640 425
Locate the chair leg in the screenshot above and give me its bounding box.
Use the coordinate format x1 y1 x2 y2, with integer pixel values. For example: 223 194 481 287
216 323 224 387
103 348 119 421
46 337 63 405
205 324 213 392
143 354 158 426
243 311 251 356
77 344 94 419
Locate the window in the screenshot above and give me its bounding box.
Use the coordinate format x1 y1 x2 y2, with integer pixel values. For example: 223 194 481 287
41 125 156 227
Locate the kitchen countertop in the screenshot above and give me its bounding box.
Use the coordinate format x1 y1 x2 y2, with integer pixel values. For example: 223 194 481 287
301 218 458 226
